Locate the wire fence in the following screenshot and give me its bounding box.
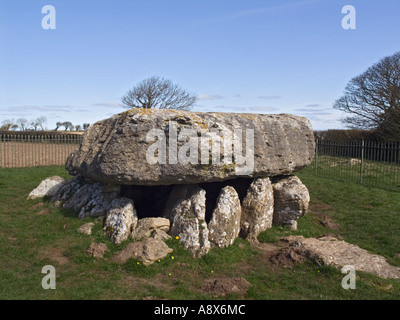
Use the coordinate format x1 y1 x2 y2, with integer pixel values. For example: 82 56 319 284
304 139 400 192
0 133 82 168
2 133 400 192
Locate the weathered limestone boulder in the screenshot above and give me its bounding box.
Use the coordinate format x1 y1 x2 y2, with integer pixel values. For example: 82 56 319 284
27 176 65 200
164 184 210 257
104 197 138 244
66 108 315 186
272 175 310 226
131 217 170 241
51 175 82 206
61 182 116 219
208 186 241 248
50 176 119 219
112 238 173 266
240 178 274 243
285 235 400 279
150 229 171 241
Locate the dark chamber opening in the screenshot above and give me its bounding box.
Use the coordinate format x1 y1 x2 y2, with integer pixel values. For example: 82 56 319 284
120 184 174 219
120 178 253 222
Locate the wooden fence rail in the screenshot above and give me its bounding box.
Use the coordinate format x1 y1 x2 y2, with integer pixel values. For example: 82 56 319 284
0 133 82 168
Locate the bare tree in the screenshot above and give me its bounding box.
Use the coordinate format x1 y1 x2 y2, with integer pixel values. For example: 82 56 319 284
30 119 39 131
121 76 198 110
83 123 90 130
35 116 47 130
75 124 81 131
55 122 62 131
16 118 28 131
61 121 74 131
1 119 14 130
333 52 400 139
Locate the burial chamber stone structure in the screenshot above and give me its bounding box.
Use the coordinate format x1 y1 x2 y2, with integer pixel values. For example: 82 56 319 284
48 108 315 258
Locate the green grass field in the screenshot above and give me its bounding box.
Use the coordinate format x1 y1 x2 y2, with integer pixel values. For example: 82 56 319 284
311 155 400 192
0 166 399 300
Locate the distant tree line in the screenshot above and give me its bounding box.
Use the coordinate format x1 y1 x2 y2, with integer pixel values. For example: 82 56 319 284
314 129 379 142
1 117 90 132
54 121 90 131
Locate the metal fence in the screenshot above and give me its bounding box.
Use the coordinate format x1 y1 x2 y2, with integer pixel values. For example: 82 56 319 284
0 133 82 168
308 139 400 192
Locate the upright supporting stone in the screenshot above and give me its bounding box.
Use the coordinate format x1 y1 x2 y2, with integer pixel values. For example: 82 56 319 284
272 176 310 226
208 186 241 248
240 177 274 243
104 197 138 244
164 184 210 257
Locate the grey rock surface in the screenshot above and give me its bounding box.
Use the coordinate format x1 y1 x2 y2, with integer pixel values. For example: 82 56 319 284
104 197 138 244
112 238 173 266
165 184 210 257
240 177 274 243
131 217 170 241
66 108 315 185
208 186 241 248
27 176 65 200
286 235 400 279
272 175 310 226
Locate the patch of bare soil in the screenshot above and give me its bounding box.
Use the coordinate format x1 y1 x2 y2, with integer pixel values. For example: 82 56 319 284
29 202 51 215
310 203 333 211
29 202 45 210
86 242 108 259
309 203 340 230
116 274 173 299
269 246 308 268
39 245 70 265
37 208 51 215
202 277 251 298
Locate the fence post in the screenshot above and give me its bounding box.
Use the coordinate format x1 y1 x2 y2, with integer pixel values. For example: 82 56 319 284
314 138 318 175
360 140 364 184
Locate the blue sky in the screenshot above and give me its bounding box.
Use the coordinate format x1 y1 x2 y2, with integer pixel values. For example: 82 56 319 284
1 0 399 130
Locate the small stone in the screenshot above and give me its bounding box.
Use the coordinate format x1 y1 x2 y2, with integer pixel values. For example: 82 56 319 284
151 229 171 241
77 222 95 235
288 220 298 231
131 217 170 240
112 238 173 266
27 176 65 200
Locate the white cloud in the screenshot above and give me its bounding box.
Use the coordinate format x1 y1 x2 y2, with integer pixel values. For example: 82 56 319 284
248 106 277 113
198 94 226 101
258 95 282 100
3 105 73 114
93 102 124 108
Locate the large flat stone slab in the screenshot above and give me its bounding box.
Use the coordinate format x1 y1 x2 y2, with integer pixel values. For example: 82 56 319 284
66 108 315 186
